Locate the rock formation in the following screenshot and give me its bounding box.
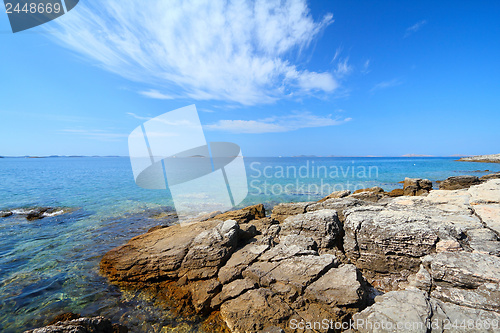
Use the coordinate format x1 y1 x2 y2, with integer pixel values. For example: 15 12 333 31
97 180 500 332
458 153 500 163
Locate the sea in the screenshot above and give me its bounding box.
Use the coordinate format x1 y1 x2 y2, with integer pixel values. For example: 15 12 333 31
1 156 499 332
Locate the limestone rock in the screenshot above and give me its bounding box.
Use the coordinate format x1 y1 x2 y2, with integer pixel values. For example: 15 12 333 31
213 204 266 223
430 298 500 332
280 209 342 249
218 242 269 284
439 175 481 190
271 202 312 223
352 289 432 333
317 190 351 203
306 197 370 222
472 204 500 234
421 252 500 311
468 179 500 204
211 278 257 308
179 220 240 280
304 264 366 307
349 191 386 202
220 288 294 333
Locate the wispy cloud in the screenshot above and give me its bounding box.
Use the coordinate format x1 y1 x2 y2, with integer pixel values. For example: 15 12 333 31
126 112 152 121
404 20 427 38
205 111 352 134
361 59 371 74
52 0 336 105
334 57 353 77
139 89 175 100
61 129 127 141
370 78 403 93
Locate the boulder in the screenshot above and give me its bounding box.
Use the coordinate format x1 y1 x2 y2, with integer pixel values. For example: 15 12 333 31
403 177 433 196
280 210 342 249
178 220 240 280
439 175 481 190
304 264 366 307
218 242 269 284
243 254 338 300
100 218 234 282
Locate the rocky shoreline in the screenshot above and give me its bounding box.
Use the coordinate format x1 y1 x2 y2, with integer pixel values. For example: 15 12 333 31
458 154 500 163
28 173 500 332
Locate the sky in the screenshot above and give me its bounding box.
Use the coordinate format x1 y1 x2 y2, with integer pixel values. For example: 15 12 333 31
1 0 499 157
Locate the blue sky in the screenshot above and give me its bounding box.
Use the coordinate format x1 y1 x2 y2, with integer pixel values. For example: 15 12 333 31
1 0 499 157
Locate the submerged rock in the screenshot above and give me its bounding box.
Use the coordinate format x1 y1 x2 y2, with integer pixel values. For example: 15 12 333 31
24 316 127 333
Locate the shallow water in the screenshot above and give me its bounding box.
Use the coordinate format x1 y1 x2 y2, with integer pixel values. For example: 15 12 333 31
0 156 498 332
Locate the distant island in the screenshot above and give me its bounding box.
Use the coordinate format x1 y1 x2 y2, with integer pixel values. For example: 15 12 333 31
401 154 434 157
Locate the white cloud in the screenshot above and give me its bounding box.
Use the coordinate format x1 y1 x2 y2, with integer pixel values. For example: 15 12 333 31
334 57 353 77
370 78 402 93
205 111 351 133
362 59 371 74
126 112 152 121
404 20 427 38
139 89 175 100
52 0 336 105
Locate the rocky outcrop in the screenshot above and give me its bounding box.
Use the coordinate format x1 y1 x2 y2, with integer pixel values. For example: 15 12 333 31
24 316 127 333
403 177 433 196
458 153 500 163
344 181 500 291
0 207 71 220
100 204 370 332
439 175 481 190
99 179 500 333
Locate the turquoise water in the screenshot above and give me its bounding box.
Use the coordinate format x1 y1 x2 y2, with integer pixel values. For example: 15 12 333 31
1 156 499 332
